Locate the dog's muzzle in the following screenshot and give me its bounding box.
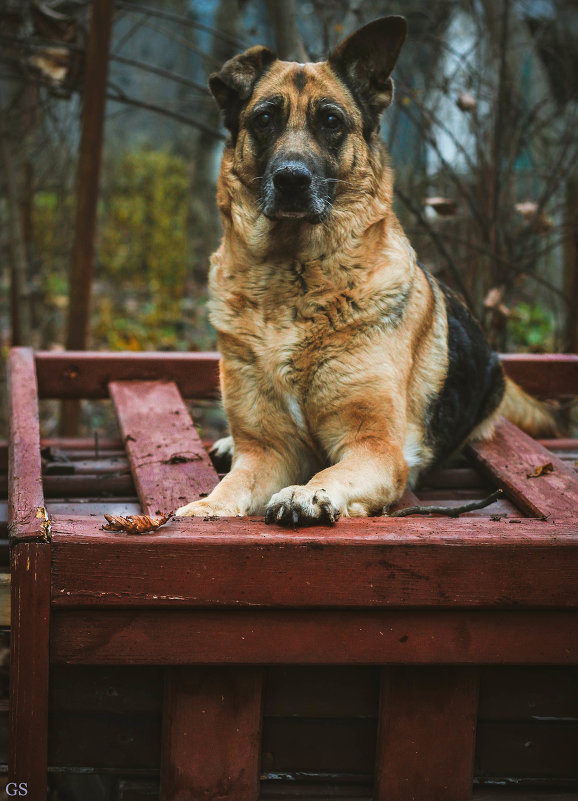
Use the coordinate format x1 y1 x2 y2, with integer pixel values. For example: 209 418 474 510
260 159 332 224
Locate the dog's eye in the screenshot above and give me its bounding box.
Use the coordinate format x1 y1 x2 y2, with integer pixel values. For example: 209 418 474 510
321 111 342 130
254 111 273 130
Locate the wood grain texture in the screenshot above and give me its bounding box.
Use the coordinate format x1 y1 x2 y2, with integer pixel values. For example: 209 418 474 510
160 667 263 801
36 351 221 399
50 515 578 608
9 543 50 801
375 667 478 801
468 419 578 518
109 380 219 515
7 347 45 541
50 608 578 665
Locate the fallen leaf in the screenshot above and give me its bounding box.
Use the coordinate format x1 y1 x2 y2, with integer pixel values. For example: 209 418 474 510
102 513 172 534
526 462 554 478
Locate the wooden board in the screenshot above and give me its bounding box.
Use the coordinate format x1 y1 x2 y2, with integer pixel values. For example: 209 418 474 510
33 351 578 399
50 608 578 665
160 667 263 801
36 351 221 400
500 353 578 398
108 380 218 515
375 667 478 801
468 419 578 518
7 347 45 542
9 543 50 799
50 515 578 608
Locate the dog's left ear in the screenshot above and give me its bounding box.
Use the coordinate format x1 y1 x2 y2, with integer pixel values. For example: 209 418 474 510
209 45 277 135
329 17 407 124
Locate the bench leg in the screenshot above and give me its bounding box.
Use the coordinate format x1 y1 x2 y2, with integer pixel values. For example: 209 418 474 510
160 666 264 801
9 543 51 801
375 666 478 801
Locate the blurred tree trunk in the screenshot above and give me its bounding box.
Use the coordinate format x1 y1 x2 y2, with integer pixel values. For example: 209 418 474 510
191 0 245 281
265 0 308 61
564 177 578 352
61 0 114 436
0 131 32 345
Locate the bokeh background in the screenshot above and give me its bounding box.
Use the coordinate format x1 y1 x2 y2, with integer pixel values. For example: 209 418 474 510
1 0 577 436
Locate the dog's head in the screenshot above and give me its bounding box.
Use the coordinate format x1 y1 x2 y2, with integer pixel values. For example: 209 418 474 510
209 17 407 226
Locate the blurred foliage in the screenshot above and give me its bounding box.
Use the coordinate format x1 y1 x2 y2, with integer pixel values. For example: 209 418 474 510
508 302 555 353
99 148 189 297
31 147 216 353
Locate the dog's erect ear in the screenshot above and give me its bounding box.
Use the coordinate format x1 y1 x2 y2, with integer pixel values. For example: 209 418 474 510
329 17 407 127
209 45 277 134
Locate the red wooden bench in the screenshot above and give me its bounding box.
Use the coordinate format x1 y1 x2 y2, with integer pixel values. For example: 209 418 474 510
6 348 578 801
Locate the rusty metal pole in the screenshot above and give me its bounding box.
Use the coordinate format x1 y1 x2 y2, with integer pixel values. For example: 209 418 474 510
61 0 115 435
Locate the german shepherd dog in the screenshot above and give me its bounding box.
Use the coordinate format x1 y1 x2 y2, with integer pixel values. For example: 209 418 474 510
176 17 557 525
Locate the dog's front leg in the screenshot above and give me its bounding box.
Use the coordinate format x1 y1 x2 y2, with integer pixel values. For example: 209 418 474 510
266 437 408 526
176 442 302 517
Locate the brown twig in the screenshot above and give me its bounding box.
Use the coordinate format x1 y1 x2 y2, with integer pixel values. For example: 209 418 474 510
389 489 504 518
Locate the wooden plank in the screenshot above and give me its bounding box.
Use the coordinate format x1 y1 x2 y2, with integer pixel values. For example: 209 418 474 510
109 380 218 515
375 667 478 801
50 515 578 608
50 608 578 665
9 543 50 800
500 353 578 398
34 351 577 400
7 347 46 542
36 352 221 400
468 419 578 518
160 668 263 801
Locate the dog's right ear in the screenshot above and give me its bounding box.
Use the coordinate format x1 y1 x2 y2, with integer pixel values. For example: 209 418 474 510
209 45 277 135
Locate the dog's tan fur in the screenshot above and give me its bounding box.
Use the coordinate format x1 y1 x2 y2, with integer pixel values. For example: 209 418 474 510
176 19 557 525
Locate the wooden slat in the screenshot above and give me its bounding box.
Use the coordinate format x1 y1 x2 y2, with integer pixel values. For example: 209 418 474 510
33 351 578 400
468 419 578 518
36 351 221 400
375 667 478 801
109 380 219 515
160 668 263 801
9 543 50 800
50 608 578 665
500 353 578 398
7 347 46 542
50 515 578 608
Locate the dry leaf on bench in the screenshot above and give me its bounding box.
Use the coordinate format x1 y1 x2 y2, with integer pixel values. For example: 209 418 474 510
526 462 554 478
102 513 172 534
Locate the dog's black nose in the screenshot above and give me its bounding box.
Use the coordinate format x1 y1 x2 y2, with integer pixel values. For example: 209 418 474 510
273 163 312 192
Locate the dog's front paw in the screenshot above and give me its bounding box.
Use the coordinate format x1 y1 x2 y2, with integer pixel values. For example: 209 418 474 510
265 486 341 527
175 499 238 517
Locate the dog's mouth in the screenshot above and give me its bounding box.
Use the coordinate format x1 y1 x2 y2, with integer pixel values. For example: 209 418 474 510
259 161 335 225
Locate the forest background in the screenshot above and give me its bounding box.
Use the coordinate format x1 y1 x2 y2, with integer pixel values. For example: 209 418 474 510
0 0 577 438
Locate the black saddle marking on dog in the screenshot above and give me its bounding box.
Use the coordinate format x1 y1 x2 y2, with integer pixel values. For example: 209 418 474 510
424 273 505 465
